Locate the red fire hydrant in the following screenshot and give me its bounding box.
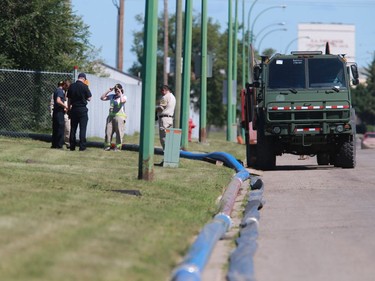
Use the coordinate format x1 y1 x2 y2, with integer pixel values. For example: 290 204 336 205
188 118 196 142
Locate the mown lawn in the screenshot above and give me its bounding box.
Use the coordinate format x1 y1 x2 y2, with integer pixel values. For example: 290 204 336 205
0 131 245 281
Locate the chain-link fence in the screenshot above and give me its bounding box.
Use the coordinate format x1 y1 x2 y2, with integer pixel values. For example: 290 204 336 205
0 69 73 137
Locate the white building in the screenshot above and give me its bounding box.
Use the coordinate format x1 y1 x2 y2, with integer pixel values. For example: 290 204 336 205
85 64 142 138
298 23 355 62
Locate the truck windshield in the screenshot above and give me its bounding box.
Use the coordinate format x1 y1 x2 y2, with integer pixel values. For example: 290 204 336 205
268 57 347 90
268 58 305 89
308 58 346 88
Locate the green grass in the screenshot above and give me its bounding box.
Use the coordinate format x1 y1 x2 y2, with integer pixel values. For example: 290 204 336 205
0 131 246 281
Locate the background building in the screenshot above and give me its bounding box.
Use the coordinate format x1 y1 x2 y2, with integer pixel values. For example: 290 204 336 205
298 23 355 62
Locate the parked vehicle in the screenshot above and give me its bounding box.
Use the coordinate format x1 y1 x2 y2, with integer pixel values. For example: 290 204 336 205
241 43 359 170
361 132 375 149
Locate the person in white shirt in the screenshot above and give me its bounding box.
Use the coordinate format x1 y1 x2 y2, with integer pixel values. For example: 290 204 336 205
156 85 176 150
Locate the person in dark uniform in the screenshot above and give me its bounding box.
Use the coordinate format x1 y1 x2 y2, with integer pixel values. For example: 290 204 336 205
51 80 68 149
67 73 92 151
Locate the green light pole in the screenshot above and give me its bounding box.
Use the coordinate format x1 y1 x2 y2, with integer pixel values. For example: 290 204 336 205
257 28 287 53
227 0 234 142
247 3 286 81
250 5 287 45
199 0 208 143
246 0 259 83
241 0 246 88
232 0 239 129
174 0 183 128
254 22 286 43
284 36 310 54
181 0 192 150
138 0 158 180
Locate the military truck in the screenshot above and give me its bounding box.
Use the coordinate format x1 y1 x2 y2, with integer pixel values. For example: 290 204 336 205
241 45 359 170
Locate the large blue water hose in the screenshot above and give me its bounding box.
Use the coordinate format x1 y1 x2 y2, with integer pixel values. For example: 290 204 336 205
179 150 245 173
171 151 251 281
227 177 264 281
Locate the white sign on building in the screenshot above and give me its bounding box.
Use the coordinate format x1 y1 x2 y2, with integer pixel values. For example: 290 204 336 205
298 23 355 62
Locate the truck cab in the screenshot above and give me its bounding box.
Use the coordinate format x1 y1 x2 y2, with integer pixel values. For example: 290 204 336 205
243 49 359 170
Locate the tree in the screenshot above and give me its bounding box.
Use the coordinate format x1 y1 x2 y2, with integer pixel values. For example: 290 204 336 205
129 12 231 127
0 0 101 72
352 55 375 132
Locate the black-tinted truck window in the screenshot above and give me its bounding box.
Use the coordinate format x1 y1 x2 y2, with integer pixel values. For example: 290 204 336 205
268 58 305 89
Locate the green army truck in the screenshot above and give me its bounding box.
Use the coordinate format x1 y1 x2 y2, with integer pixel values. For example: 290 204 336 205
242 46 359 170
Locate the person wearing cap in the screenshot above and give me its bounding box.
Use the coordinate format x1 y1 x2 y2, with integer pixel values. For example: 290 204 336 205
62 79 71 148
67 72 92 151
100 83 127 151
156 85 176 150
51 81 68 149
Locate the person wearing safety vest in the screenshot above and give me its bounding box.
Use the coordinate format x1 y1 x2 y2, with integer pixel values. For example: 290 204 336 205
100 83 127 151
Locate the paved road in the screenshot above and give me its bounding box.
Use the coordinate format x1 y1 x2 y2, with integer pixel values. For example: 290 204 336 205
254 146 375 281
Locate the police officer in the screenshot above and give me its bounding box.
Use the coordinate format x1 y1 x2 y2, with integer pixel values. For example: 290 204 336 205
51 81 68 149
67 73 92 151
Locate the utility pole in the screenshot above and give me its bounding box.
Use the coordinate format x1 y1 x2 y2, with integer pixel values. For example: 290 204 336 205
181 0 193 150
113 0 124 71
227 0 234 142
174 0 183 128
163 0 169 85
233 0 238 132
200 0 208 143
138 0 158 180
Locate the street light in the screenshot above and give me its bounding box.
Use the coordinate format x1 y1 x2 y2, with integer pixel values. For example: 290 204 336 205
246 0 260 44
284 36 310 54
245 0 260 83
247 3 286 82
254 22 286 43
257 28 287 53
250 5 286 44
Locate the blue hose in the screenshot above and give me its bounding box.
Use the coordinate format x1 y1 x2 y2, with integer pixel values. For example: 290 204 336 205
171 150 251 281
180 150 245 173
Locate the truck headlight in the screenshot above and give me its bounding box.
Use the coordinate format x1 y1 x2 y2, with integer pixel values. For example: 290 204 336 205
336 125 344 133
272 126 281 134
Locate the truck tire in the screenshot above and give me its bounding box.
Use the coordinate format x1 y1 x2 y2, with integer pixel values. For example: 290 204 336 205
335 138 356 168
246 144 257 167
255 137 276 170
317 153 330 165
255 112 276 170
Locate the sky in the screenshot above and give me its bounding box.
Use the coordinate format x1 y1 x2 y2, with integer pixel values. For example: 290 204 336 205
71 0 375 73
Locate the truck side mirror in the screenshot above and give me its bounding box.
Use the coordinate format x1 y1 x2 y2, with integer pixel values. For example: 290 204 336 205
350 64 359 85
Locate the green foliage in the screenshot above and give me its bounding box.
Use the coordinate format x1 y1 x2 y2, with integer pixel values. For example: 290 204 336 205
0 0 101 72
128 11 281 128
129 13 237 127
352 56 375 132
0 133 244 281
260 47 277 59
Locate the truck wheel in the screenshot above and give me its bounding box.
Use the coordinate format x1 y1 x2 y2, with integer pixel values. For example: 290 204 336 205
335 139 356 168
246 144 257 167
329 152 337 166
317 153 330 165
255 138 276 170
